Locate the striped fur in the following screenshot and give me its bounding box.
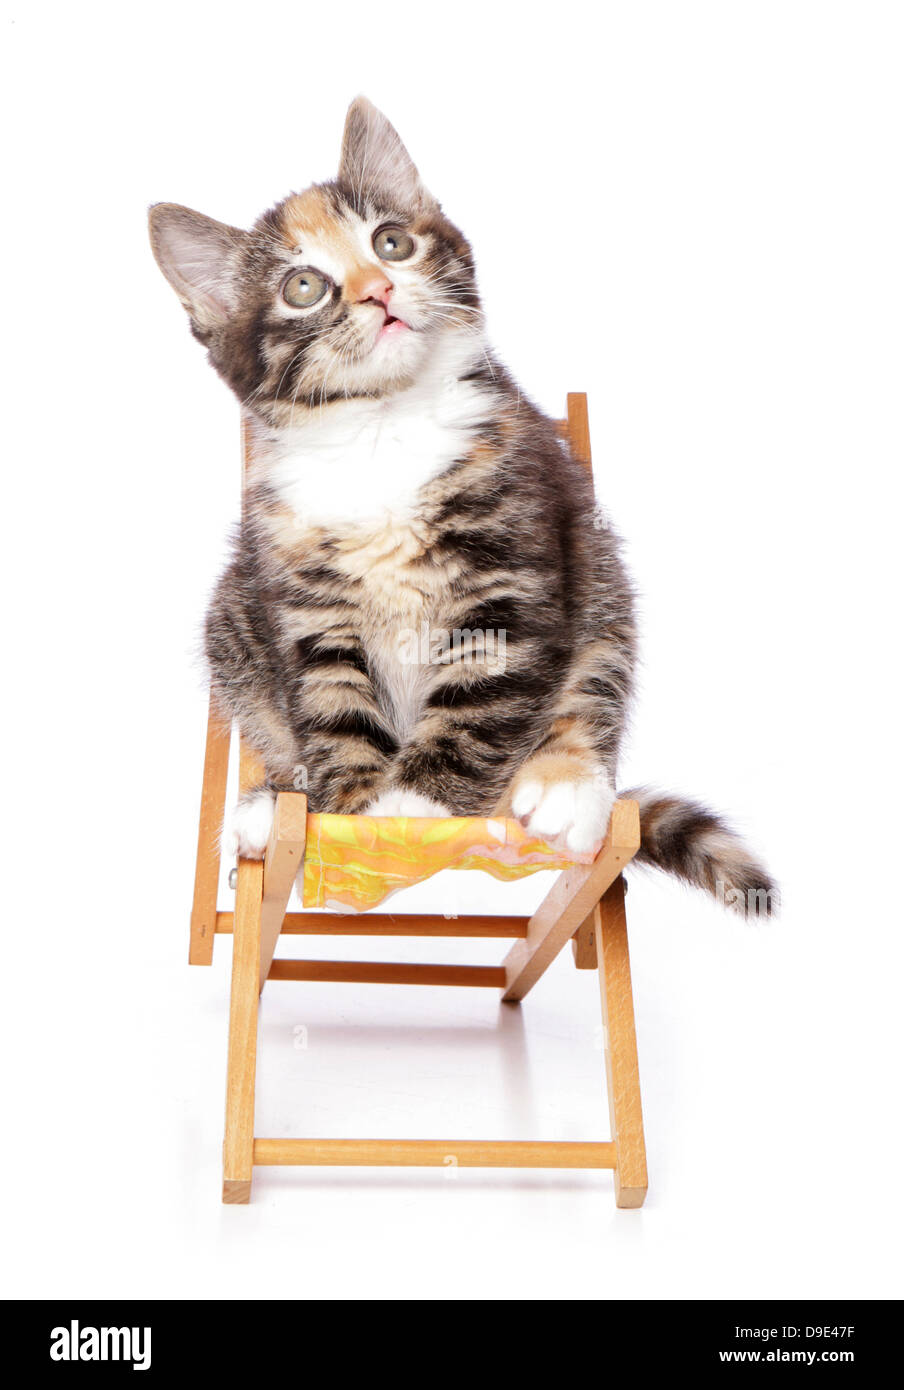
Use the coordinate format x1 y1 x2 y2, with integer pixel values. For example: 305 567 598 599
624 789 778 918
149 97 775 918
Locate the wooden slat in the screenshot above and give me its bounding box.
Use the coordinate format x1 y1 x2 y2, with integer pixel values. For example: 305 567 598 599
217 911 528 937
189 696 231 965
258 793 307 992
566 391 593 471
501 799 641 1002
268 960 506 987
253 1138 616 1168
594 876 648 1208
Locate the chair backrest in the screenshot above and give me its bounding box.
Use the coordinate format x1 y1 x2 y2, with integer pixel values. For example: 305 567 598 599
560 392 593 474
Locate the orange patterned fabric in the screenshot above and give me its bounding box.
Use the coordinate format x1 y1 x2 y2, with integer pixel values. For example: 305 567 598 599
301 814 595 912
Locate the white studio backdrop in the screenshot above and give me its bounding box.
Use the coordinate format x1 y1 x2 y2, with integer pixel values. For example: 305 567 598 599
1 1 902 1300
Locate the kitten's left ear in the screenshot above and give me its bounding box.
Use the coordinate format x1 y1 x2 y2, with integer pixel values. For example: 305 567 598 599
339 97 438 213
148 203 246 331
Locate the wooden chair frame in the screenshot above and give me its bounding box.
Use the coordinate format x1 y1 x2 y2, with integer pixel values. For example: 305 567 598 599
190 394 648 1207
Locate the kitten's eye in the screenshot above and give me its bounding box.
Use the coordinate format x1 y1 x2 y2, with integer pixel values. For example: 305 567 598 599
373 226 415 262
282 268 329 308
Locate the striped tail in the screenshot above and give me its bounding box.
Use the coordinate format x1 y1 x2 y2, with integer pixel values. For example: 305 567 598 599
621 787 778 918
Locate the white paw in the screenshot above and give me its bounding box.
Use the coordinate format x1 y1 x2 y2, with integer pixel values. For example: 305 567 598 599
364 789 451 817
512 769 615 855
228 788 276 858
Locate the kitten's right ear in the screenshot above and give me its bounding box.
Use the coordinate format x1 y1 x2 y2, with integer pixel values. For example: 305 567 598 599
339 97 438 213
148 203 245 330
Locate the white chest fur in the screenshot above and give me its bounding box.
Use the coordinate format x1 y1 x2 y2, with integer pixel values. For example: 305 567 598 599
260 337 491 532
255 337 492 740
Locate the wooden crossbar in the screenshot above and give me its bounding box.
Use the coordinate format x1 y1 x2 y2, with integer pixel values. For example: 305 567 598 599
204 393 650 1207
215 911 529 937
253 1139 616 1168
268 960 507 987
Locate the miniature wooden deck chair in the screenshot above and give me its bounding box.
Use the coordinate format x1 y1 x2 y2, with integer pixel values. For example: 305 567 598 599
190 394 648 1206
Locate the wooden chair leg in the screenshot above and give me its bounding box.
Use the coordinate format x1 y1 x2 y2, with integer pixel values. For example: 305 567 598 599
221 738 267 1204
189 695 231 965
258 794 307 993
501 800 640 1002
222 854 264 1204
593 876 648 1208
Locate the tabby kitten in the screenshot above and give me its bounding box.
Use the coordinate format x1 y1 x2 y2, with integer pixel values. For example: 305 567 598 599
149 98 775 915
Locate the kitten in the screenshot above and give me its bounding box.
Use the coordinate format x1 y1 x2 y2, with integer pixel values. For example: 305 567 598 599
149 97 776 916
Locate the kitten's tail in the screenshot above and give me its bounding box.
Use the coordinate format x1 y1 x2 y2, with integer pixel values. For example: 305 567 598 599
620 787 778 918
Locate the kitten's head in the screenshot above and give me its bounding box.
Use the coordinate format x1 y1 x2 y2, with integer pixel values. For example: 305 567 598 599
149 99 482 426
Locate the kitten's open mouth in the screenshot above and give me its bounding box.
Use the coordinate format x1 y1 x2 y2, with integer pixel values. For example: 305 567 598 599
377 310 410 341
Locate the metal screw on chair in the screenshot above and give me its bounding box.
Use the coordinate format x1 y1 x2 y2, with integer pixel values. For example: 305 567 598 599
228 867 238 890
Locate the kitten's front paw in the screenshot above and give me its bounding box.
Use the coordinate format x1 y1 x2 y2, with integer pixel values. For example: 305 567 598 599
364 789 452 818
511 763 615 855
228 787 276 858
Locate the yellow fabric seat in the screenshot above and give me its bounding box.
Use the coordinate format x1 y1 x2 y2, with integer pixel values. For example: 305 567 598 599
302 813 595 912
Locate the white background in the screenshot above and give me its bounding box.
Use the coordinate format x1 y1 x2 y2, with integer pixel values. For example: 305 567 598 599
2 1 902 1301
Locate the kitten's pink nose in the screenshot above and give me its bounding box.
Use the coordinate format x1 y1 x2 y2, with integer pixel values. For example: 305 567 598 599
351 269 394 307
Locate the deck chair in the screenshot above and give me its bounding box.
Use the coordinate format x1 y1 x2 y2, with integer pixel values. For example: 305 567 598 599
190 393 648 1206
